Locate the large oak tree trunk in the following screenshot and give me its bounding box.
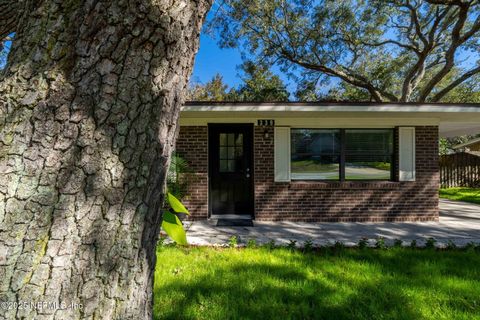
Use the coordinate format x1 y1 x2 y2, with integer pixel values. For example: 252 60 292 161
0 1 210 319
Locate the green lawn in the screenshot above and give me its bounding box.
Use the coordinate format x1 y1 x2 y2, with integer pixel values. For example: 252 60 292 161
154 246 480 320
291 160 339 172
439 188 480 205
291 160 390 172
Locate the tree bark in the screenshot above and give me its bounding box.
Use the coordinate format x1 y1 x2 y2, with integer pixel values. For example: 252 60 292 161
0 1 210 319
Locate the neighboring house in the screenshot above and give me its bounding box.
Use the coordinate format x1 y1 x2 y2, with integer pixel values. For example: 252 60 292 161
453 137 480 153
176 102 480 222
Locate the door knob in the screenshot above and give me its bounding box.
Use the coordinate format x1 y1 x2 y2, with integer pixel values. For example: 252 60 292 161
246 173 250 178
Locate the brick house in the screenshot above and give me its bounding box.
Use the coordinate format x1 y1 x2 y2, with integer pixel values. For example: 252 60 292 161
176 102 480 222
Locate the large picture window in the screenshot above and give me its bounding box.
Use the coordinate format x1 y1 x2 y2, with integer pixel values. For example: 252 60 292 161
291 129 341 180
291 129 394 181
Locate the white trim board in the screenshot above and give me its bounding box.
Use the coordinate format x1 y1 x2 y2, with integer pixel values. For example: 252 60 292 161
399 127 416 182
179 117 439 127
181 104 480 113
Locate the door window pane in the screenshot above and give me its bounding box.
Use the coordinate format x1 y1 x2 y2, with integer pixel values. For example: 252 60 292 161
236 134 243 146
220 147 227 158
219 132 244 173
227 133 235 145
220 133 227 146
227 147 235 158
235 147 243 157
291 129 340 180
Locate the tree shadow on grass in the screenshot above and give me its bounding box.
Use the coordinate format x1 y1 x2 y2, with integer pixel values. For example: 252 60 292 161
150 248 480 320
333 249 480 313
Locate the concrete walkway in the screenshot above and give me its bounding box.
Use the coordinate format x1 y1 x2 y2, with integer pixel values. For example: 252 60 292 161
184 199 480 247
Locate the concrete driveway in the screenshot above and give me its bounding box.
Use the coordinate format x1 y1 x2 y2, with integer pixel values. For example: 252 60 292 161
185 199 480 247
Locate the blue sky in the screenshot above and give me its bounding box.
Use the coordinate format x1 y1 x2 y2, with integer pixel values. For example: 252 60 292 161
192 33 242 86
191 6 295 93
190 34 244 88
0 36 12 68
190 32 297 93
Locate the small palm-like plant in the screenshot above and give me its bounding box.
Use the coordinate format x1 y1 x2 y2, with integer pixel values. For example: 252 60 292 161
167 153 193 199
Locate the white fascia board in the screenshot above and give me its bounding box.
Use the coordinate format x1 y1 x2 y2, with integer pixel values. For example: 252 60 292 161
181 104 480 113
178 117 439 127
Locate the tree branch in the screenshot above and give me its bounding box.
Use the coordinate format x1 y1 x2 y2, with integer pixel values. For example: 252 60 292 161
358 39 420 54
281 51 397 102
418 1 471 101
219 0 479 103
339 65 400 102
404 1 429 47
460 13 480 41
427 6 452 44
425 0 465 5
431 65 480 101
239 10 396 102
396 2 450 101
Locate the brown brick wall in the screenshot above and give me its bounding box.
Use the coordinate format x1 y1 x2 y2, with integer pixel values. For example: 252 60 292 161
255 126 439 221
176 125 440 222
175 126 208 219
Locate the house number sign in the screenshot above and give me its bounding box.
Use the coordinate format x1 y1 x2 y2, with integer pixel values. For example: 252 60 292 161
257 119 275 126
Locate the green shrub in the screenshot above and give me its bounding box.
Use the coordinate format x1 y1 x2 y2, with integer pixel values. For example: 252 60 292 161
303 239 314 252
425 238 436 249
264 239 276 250
333 241 345 251
464 242 476 251
393 239 403 248
375 237 386 249
286 240 297 250
446 240 457 250
410 240 417 248
228 235 238 248
358 238 368 249
246 239 257 248
157 235 167 247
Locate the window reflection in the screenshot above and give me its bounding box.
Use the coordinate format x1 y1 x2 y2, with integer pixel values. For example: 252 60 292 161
291 129 340 180
219 133 244 173
291 129 394 181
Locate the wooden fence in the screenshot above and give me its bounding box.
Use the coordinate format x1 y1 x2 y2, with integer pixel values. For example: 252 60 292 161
440 152 480 188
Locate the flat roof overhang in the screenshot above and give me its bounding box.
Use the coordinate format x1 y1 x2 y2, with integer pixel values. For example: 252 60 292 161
181 102 480 138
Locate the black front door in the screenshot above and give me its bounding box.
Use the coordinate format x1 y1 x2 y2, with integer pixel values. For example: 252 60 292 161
209 124 254 216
